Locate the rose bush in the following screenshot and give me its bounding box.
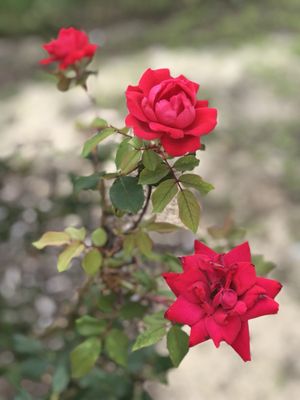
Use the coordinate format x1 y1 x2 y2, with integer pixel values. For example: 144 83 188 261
163 241 282 361
23 26 283 399
125 68 217 156
40 27 98 70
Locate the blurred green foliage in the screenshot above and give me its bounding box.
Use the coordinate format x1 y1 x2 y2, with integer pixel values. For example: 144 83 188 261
1 0 300 46
0 0 177 36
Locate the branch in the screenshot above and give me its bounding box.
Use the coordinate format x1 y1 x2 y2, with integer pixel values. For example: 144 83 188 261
128 185 152 232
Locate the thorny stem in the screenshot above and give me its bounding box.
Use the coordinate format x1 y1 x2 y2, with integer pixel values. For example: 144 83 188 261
111 126 132 138
160 150 183 191
99 178 108 225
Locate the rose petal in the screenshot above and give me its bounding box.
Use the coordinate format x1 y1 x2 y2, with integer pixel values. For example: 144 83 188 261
194 241 218 258
182 254 208 271
256 277 282 299
231 322 251 361
224 241 252 265
39 57 56 65
154 99 177 126
40 27 97 69
149 121 184 139
245 297 279 320
195 100 209 108
138 68 171 94
186 108 217 136
125 114 161 140
241 285 266 309
232 262 257 295
160 134 200 156
163 268 208 302
205 315 241 347
176 75 199 94
125 88 148 122
189 319 209 346
165 295 204 325
162 272 182 296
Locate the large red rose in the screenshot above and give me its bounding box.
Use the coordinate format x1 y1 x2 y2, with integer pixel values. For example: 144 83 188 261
125 68 217 157
163 241 282 361
40 27 98 70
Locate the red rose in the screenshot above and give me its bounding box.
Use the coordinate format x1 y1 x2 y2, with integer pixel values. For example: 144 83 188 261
163 241 282 361
125 68 217 156
40 27 98 70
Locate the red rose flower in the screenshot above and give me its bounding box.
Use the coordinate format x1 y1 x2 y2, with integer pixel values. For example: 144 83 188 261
163 241 282 361
40 27 98 70
125 68 217 157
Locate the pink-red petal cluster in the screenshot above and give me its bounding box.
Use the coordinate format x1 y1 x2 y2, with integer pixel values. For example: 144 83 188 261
40 27 98 70
163 241 282 361
125 68 217 156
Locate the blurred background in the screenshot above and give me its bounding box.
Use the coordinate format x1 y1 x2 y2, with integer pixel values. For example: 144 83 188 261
0 0 300 399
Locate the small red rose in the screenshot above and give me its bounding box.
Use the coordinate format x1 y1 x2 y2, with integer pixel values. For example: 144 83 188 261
40 27 98 70
163 241 282 361
125 68 217 157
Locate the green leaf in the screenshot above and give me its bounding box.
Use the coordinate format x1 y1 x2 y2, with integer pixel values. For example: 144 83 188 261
90 117 108 129
132 326 166 352
65 227 86 241
119 148 141 174
167 325 189 367
123 234 136 256
115 139 130 169
138 164 169 185
129 136 143 148
81 128 115 158
115 138 142 174
142 150 162 171
13 334 43 355
52 364 69 394
73 173 102 193
98 294 116 312
173 155 199 171
32 231 70 249
119 126 130 135
71 337 101 379
143 311 166 328
110 176 144 214
82 249 103 275
152 179 178 213
57 242 84 272
120 302 147 320
105 329 129 367
146 222 179 233
253 255 276 276
91 227 108 246
177 189 200 233
135 231 153 257
76 315 107 336
179 174 214 195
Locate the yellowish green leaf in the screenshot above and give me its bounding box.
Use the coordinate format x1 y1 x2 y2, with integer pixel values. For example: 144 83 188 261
57 242 84 272
32 232 70 249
